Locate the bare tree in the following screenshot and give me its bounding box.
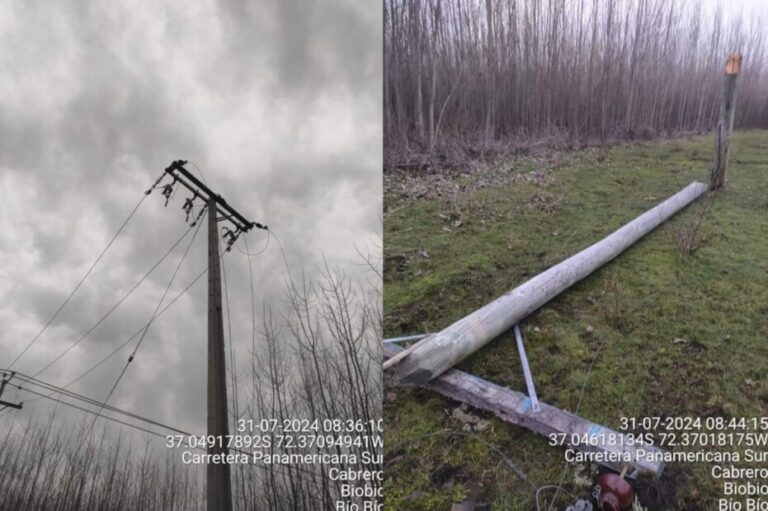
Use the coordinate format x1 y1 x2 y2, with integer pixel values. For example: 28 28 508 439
236 261 382 511
0 257 382 511
385 0 768 167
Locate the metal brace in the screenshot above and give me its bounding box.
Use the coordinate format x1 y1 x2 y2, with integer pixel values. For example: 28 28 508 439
514 324 541 413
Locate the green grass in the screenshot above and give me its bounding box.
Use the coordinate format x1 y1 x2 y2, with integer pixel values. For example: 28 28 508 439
383 131 768 510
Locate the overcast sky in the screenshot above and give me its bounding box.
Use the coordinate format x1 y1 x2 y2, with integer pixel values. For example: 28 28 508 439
2 0 763 446
0 1 381 435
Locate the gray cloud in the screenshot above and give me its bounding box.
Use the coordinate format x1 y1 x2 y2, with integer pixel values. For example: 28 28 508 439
0 0 381 435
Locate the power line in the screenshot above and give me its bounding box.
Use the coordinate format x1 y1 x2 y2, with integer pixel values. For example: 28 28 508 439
3 371 192 436
12 383 193 438
233 230 270 256
16 252 222 408
64 260 214 387
9 371 143 417
9 373 319 481
187 160 209 185
227 230 271 424
221 244 239 424
9 186 157 370
86 209 207 436
10 380 328 481
270 229 296 291
132 208 206 360
242 235 258 402
32 224 195 378
0 369 328 477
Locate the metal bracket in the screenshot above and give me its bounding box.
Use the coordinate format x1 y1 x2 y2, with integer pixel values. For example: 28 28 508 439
163 160 267 233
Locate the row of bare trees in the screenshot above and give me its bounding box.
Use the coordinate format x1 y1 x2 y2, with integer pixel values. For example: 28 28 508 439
385 0 768 165
0 262 382 510
232 262 382 510
0 415 204 511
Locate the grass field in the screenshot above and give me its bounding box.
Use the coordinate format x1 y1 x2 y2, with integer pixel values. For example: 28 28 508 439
383 131 768 510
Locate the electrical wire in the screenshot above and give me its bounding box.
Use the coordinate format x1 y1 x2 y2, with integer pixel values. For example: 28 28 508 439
32 225 195 379
187 161 209 185
5 374 324 480
13 382 193 437
0 171 323 486
17 251 223 408
131 210 206 360
242 235 257 394
221 244 239 425
537 485 580 511
544 334 609 510
14 384 183 438
2 371 191 435
270 229 296 290
85 209 206 436
234 230 270 256
0 170 317 484
9 191 152 369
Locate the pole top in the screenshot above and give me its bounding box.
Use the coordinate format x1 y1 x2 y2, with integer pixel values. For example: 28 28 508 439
725 53 742 75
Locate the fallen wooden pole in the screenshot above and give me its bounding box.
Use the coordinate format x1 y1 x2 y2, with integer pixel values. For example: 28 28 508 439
384 344 665 478
388 181 709 385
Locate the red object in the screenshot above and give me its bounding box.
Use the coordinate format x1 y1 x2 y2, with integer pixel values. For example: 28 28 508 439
598 473 635 511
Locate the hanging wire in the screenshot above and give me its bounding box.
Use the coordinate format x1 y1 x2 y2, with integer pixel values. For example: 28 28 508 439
133 211 204 358
221 238 239 425
234 230 271 257
270 229 296 291
5 376 326 479
5 372 195 436
84 209 207 438
32 224 196 379
17 251 224 408
3 370 189 434
187 160 209 185
242 235 258 404
9 179 160 370
544 334 609 510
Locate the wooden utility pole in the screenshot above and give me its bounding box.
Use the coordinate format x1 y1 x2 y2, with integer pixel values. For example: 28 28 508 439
710 53 742 190
160 161 266 511
386 181 709 385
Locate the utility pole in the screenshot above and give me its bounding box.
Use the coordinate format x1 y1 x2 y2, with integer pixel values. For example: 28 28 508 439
160 161 266 511
710 52 742 190
0 372 23 410
206 192 232 511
